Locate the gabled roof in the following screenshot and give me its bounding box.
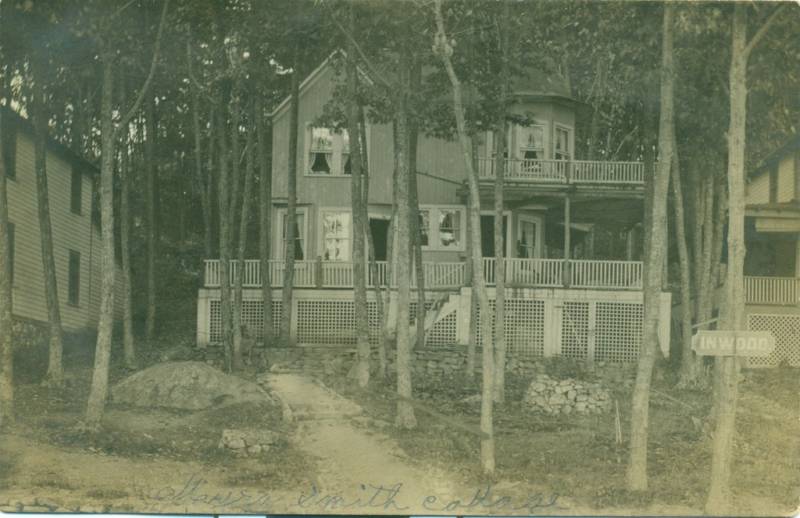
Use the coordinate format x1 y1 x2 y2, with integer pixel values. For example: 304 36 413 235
1 106 99 176
750 133 800 179
270 51 579 120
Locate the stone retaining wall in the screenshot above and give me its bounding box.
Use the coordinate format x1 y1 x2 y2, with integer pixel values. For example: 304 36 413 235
200 343 637 382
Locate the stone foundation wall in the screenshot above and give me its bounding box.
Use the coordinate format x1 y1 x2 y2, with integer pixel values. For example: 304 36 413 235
200 343 638 382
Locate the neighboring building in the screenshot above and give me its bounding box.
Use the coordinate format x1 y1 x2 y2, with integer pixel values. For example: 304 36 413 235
198 54 672 364
1 107 122 337
742 135 800 367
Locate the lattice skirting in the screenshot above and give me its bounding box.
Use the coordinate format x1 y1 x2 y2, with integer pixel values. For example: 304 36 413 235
199 288 666 363
747 313 800 368
473 297 643 361
206 298 457 346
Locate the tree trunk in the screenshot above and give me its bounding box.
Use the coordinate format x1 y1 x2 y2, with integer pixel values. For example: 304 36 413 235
493 0 510 404
85 53 117 427
231 100 254 372
0 101 14 428
257 98 273 346
230 92 246 371
407 60 426 350
672 134 696 386
706 6 747 512
433 0 495 473
144 95 157 340
32 59 65 386
626 3 674 492
217 93 234 371
119 80 136 370
393 57 417 429
346 13 370 387
280 49 300 346
189 54 213 258
465 205 476 380
361 110 387 379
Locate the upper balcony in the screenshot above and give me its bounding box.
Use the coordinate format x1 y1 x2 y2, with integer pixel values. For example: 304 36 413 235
476 157 645 194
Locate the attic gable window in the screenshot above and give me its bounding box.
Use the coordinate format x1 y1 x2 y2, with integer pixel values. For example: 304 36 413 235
307 126 351 176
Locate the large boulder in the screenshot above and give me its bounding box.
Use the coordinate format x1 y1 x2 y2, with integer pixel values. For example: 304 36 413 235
112 361 275 410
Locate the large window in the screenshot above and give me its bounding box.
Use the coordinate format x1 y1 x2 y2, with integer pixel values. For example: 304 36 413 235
70 165 83 215
518 125 544 160
68 249 80 306
322 211 351 261
554 126 572 161
308 127 351 176
277 209 306 260
418 206 465 251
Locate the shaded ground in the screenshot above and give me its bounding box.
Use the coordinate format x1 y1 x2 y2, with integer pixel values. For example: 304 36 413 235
322 362 800 516
2 336 798 516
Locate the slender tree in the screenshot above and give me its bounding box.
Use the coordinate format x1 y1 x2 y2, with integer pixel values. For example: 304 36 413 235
119 80 136 369
85 1 168 427
626 3 674 491
31 54 65 386
0 85 14 429
346 5 370 387
144 94 158 341
257 97 273 346
706 4 786 513
232 100 255 371
433 0 495 473
393 54 416 429
492 0 510 404
279 45 300 345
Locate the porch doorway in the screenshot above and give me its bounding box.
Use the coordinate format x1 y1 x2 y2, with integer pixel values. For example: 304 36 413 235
369 218 390 261
480 215 509 257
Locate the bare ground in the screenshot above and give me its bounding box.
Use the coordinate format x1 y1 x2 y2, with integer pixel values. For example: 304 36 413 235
1 349 798 516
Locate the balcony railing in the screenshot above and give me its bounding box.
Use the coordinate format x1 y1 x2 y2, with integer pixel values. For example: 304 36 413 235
744 276 800 306
477 158 645 185
204 258 644 291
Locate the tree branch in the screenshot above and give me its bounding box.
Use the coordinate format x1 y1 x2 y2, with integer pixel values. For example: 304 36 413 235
331 14 393 92
743 4 787 60
186 30 218 105
114 0 170 139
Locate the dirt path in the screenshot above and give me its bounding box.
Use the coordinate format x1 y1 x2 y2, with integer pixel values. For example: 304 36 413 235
266 373 470 513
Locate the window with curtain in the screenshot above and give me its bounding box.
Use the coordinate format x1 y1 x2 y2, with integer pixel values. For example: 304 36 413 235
308 127 354 176
322 211 351 261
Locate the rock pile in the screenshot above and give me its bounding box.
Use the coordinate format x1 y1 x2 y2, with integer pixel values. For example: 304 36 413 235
523 374 611 415
111 361 276 410
218 428 277 456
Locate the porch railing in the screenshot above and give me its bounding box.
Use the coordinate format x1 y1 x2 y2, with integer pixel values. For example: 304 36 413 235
482 258 642 289
204 258 644 291
744 276 800 306
477 158 644 185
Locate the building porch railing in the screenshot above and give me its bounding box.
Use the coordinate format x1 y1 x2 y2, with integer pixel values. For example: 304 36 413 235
203 258 645 291
744 276 800 306
476 157 645 185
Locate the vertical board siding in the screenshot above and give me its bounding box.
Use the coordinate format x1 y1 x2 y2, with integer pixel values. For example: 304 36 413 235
7 130 121 333
747 173 770 204
778 155 794 203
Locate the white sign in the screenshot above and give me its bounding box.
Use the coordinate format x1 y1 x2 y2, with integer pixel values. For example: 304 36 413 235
691 330 776 357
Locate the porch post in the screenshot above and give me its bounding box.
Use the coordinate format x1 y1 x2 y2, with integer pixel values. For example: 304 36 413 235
626 227 635 261
563 195 571 287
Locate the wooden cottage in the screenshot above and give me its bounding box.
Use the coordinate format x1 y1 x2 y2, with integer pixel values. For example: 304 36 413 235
1 107 122 338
